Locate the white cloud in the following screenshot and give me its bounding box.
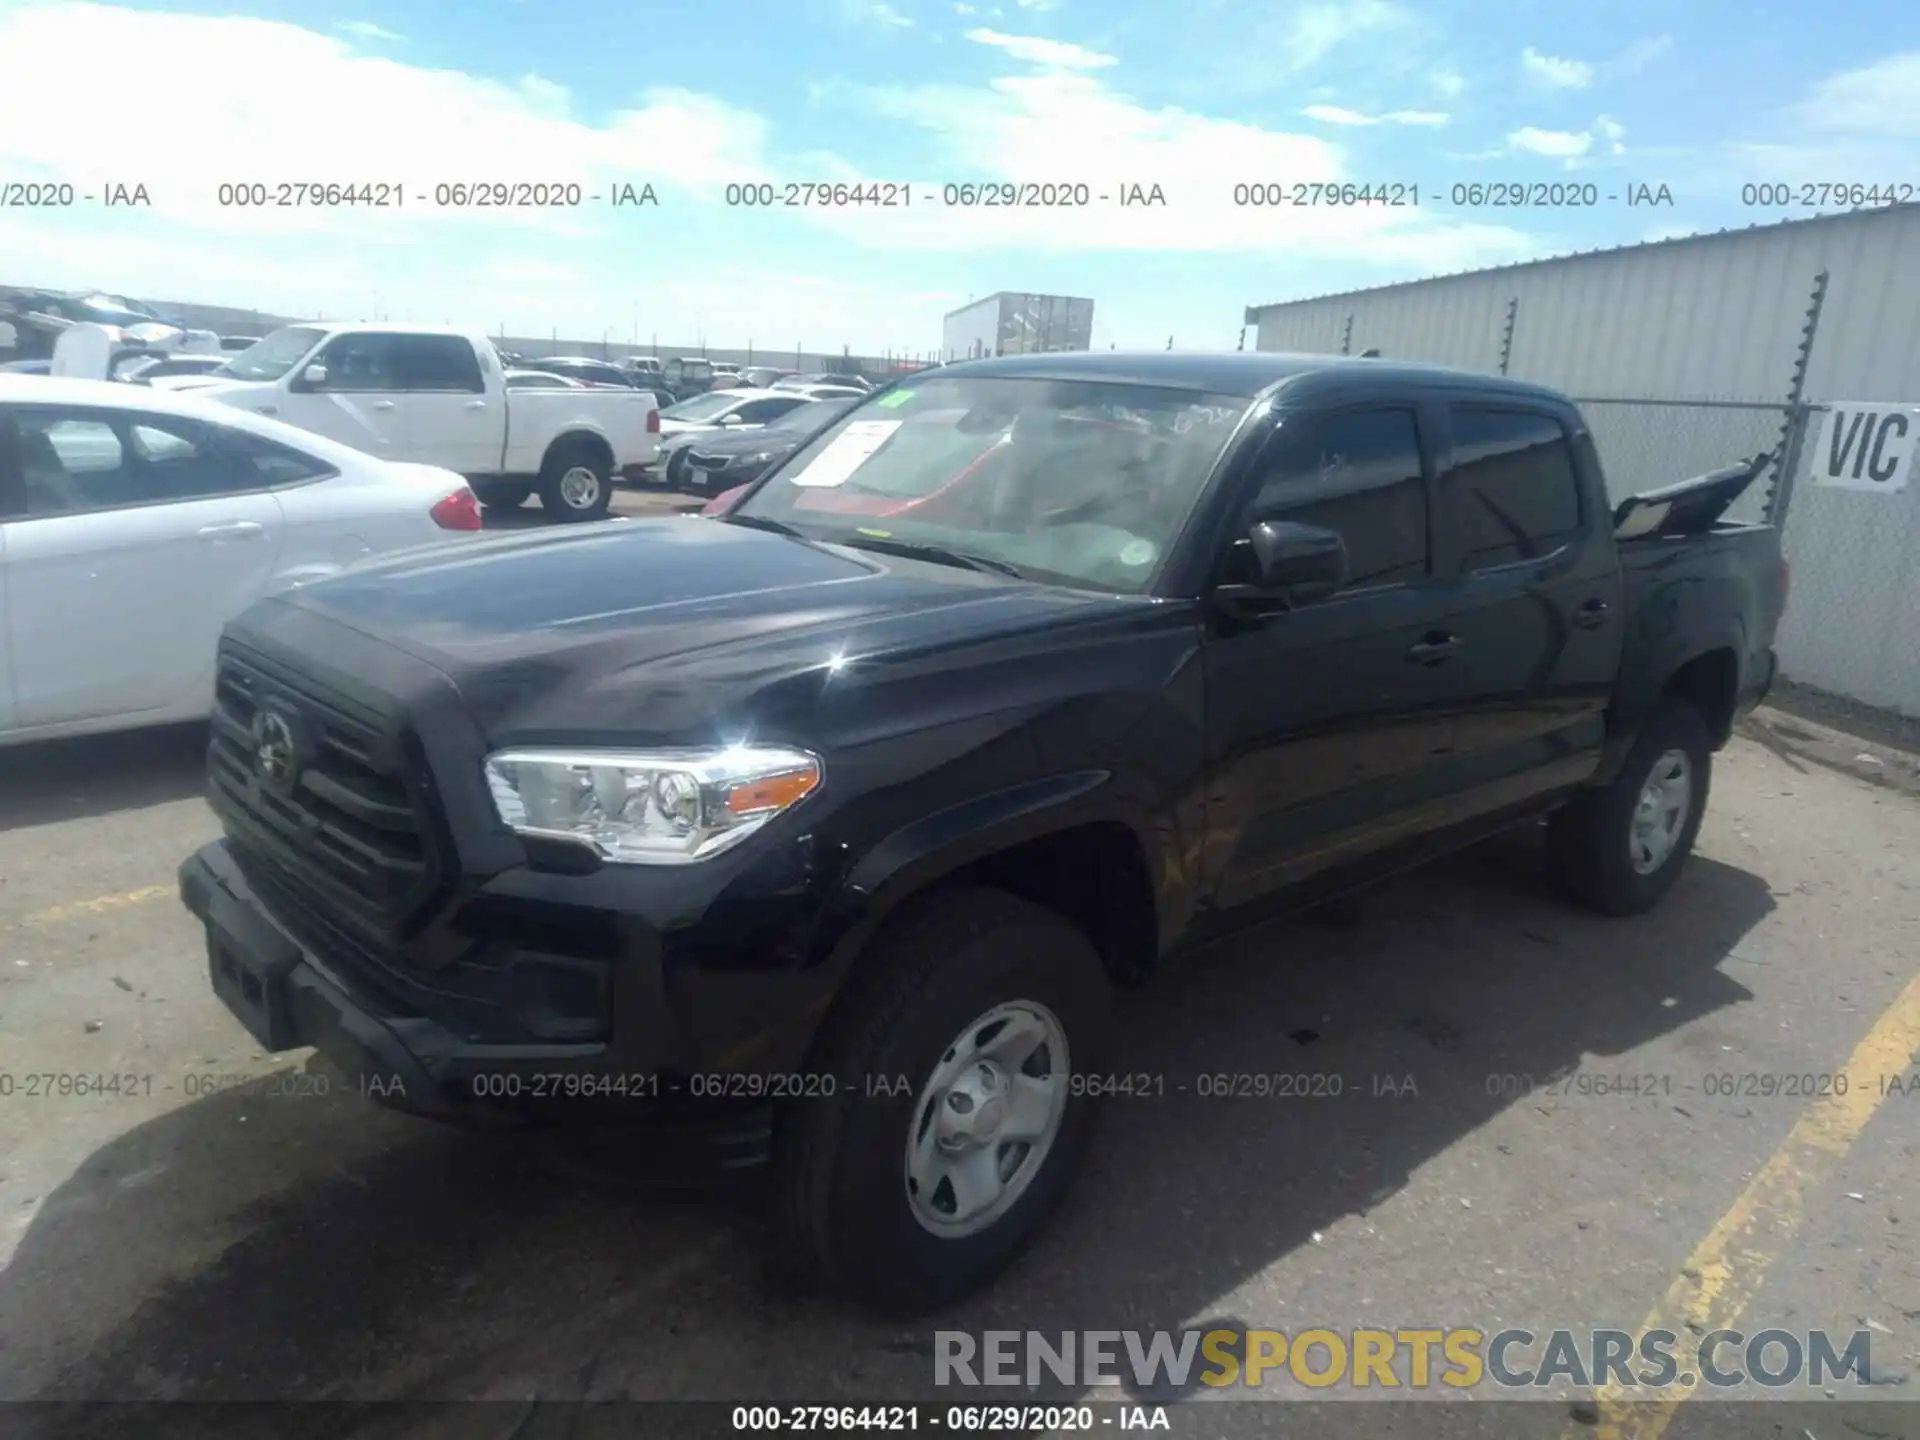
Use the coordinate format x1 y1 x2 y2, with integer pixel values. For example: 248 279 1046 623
1430 68 1465 98
1301 104 1447 126
1794 52 1920 137
0 2 781 241
1014 0 1057 8
1504 115 1625 167
1507 127 1591 159
821 66 1540 265
1521 47 1593 89
335 19 402 42
841 0 915 25
953 1 976 10
963 27 1115 68
1281 0 1408 72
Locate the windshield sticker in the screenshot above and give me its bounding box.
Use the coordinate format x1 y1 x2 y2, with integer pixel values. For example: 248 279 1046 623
790 420 904 487
875 390 915 408
1119 539 1158 567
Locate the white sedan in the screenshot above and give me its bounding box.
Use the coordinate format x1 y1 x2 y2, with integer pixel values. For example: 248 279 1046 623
0 375 486 746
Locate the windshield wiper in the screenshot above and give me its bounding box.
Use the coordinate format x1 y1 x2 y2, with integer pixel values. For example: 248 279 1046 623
722 512 807 539
833 533 1029 579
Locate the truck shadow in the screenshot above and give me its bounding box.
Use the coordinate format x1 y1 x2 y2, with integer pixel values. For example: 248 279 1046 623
0 722 208 832
1 835 1774 1434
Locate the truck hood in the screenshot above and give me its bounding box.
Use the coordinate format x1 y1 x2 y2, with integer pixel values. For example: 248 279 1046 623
267 514 1139 743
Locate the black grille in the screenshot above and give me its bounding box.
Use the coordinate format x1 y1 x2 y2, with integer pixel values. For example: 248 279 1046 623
209 648 442 935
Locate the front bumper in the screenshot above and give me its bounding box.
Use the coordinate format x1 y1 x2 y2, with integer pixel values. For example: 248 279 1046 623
179 840 771 1168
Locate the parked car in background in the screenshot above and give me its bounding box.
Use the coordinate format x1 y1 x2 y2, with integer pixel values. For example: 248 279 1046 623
114 353 235 385
662 395 859 494
773 372 872 394
505 369 589 390
0 374 485 746
219 336 262 352
786 383 870 403
712 362 741 381
528 356 650 390
739 366 797 389
164 322 660 521
621 355 665 382
655 386 814 445
661 355 716 402
178 350 1786 1316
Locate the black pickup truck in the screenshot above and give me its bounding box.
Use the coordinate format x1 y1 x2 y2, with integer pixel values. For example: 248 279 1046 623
179 352 1786 1314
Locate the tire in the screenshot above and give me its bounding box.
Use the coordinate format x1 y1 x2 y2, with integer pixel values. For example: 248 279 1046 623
472 481 532 511
1547 698 1713 916
773 885 1113 1315
537 442 613 521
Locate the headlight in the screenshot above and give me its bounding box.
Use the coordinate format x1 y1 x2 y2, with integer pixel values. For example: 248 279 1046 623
731 451 774 467
483 745 822 864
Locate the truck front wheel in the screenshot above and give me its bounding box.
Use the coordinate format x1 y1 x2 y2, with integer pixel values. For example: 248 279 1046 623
537 443 613 521
1547 698 1713 916
773 886 1113 1315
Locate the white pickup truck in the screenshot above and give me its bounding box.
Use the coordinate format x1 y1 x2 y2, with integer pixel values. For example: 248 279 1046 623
152 322 660 520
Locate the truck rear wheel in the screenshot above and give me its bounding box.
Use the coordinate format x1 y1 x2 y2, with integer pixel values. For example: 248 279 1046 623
773 886 1112 1315
537 443 613 521
1547 698 1712 916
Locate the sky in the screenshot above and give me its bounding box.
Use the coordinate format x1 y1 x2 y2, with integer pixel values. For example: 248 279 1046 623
1 0 1917 355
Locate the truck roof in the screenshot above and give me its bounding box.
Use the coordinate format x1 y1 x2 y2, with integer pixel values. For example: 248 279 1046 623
935 350 1570 403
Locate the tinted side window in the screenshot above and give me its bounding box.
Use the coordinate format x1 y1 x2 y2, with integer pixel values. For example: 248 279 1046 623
221 429 339 486
1240 408 1430 590
313 333 400 390
396 335 485 392
9 408 255 514
736 397 808 423
1446 408 1581 569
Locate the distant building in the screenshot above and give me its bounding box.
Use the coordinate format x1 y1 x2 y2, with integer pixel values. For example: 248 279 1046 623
943 292 1095 362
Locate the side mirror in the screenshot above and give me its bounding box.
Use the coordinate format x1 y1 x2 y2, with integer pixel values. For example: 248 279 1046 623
301 363 328 388
1216 519 1348 613
717 413 743 426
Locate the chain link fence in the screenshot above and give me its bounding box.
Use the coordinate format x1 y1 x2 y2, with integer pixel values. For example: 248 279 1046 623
1569 397 1799 527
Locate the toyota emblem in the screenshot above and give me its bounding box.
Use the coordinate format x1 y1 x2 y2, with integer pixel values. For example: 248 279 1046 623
251 709 299 788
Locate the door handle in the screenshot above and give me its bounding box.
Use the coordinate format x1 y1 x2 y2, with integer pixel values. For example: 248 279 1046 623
1574 598 1611 629
1406 632 1462 666
197 521 265 541
465 400 487 410
255 405 277 416
371 400 396 411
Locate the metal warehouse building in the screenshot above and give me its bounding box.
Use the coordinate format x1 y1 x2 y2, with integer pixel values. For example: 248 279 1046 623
1245 204 1920 721
942 292 1096 362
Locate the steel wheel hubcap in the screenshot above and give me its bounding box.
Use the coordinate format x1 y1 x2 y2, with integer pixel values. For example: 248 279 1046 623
905 1000 1069 1238
1630 747 1693 875
559 466 602 508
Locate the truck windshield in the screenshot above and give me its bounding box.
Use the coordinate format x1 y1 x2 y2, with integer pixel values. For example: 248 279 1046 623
732 375 1251 595
219 326 326 381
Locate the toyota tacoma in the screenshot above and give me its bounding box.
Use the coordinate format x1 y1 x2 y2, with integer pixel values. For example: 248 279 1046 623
179 352 1787 1314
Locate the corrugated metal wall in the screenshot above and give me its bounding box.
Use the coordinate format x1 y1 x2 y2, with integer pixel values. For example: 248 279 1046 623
1246 204 1920 719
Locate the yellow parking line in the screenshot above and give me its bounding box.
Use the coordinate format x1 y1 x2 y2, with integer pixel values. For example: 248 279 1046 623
19 885 173 928
1566 967 1920 1440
